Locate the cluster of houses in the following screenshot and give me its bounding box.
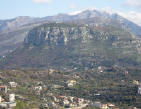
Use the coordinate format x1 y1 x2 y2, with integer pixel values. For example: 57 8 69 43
0 94 16 109
45 95 90 108
93 102 119 109
42 93 120 109
32 78 120 109
133 80 141 95
1 69 140 109
0 81 17 108
33 79 77 96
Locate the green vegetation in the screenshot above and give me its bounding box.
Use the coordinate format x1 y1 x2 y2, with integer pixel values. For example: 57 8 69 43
1 23 141 70
14 101 28 109
0 67 141 108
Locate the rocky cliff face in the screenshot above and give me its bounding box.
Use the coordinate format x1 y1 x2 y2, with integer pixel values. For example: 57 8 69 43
24 24 95 46
24 23 132 46
1 9 141 57
1 23 141 69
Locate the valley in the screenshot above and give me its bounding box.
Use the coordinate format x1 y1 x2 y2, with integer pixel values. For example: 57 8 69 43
1 9 141 109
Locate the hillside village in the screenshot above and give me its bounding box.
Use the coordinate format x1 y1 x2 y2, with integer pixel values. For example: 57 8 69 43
1 0 141 109
0 66 141 109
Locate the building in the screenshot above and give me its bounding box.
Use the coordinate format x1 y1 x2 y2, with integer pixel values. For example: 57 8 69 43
0 94 16 108
0 102 16 108
98 66 104 73
93 102 101 108
108 103 115 109
93 102 108 109
49 69 55 74
125 71 129 75
34 86 43 95
73 74 80 79
9 82 17 88
78 98 84 105
69 96 74 102
138 85 141 94
66 80 77 87
9 94 15 102
34 86 42 91
53 96 59 103
0 96 2 103
0 85 7 93
0 96 5 103
101 104 108 109
63 99 69 105
52 85 63 89
133 80 139 85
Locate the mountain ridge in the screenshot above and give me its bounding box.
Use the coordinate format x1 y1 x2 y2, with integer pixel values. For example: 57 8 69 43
1 22 141 70
0 9 141 60
1 9 141 35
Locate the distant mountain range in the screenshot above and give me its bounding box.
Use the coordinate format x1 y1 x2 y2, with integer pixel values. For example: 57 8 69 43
0 9 141 69
1 9 141 35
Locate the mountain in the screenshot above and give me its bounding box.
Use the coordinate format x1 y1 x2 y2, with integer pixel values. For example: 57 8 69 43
111 13 141 36
0 16 39 31
0 19 43 56
1 23 141 69
0 9 141 59
0 16 47 56
42 10 141 37
1 9 141 34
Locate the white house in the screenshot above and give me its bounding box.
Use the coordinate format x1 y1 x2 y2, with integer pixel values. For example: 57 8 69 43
66 80 77 87
0 96 2 103
34 86 42 91
9 94 15 102
9 82 17 88
138 86 141 94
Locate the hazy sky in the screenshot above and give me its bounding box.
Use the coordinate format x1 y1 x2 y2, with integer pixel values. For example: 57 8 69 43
1 0 141 24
